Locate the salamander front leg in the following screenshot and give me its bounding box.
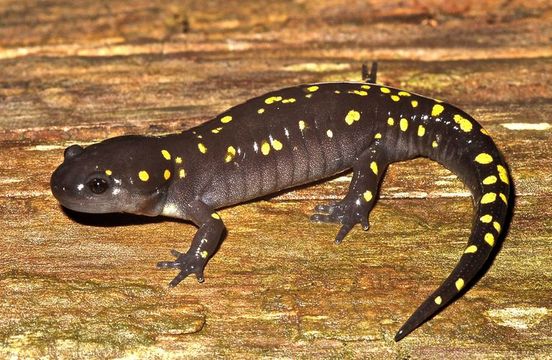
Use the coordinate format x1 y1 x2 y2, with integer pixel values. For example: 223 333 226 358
311 139 389 243
157 200 225 287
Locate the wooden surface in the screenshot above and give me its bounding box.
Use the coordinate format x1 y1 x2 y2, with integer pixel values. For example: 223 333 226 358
1 0 551 358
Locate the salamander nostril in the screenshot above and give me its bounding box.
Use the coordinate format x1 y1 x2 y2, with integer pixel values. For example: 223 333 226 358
50 165 67 199
64 144 84 160
50 181 61 199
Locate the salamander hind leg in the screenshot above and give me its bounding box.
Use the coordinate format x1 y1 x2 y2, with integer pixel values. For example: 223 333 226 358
311 139 389 244
361 62 378 83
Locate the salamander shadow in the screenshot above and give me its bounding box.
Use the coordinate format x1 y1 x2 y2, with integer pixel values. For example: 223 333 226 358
60 206 187 227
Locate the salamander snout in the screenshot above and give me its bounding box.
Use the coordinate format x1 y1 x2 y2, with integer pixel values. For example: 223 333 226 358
50 162 73 204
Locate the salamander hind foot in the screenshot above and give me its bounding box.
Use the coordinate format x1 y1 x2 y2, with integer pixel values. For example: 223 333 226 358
310 199 371 244
157 249 207 287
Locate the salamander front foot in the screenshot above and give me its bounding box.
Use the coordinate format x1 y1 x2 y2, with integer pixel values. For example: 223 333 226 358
157 249 206 287
310 201 371 244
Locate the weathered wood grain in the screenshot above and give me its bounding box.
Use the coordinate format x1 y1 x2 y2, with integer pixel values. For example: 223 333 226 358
1 0 551 358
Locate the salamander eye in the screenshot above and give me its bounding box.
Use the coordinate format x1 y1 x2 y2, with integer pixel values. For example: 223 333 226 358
87 178 109 194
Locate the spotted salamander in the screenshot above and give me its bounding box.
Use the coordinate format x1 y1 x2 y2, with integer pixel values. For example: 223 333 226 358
51 65 511 341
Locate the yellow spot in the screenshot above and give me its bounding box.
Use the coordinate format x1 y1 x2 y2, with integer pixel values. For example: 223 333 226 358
499 193 508 204
374 133 382 139
370 161 378 175
387 117 394 126
417 125 426 137
480 214 493 223
497 165 509 184
351 90 368 96
211 213 220 220
345 110 361 125
400 118 408 131
175 156 182 164
105 169 112 176
455 278 465 291
380 87 391 93
261 141 270 155
361 85 370 89
431 104 444 117
398 91 411 97
164 169 171 180
265 96 283 104
493 221 501 233
411 100 418 108
464 245 478 254
200 250 208 259
211 127 223 134
307 85 319 92
481 128 490 135
271 139 283 150
485 233 495 246
282 98 296 103
326 129 333 138
481 192 497 204
196 134 203 139
432 141 438 148
483 175 497 185
434 296 442 305
225 146 236 163
305 93 313 98
390 95 400 102
179 169 186 178
475 153 493 164
334 90 341 94
138 171 149 182
221 115 232 123
161 149 171 160
198 143 207 154
454 114 473 132
257 108 265 114
299 120 306 130
363 190 373 202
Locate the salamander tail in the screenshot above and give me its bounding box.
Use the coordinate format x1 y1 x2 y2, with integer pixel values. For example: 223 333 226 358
394 171 510 341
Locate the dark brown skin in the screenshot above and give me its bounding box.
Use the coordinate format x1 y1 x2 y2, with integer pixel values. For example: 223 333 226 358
51 79 511 341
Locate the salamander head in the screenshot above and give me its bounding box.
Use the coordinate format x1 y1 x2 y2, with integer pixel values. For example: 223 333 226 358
51 136 171 216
